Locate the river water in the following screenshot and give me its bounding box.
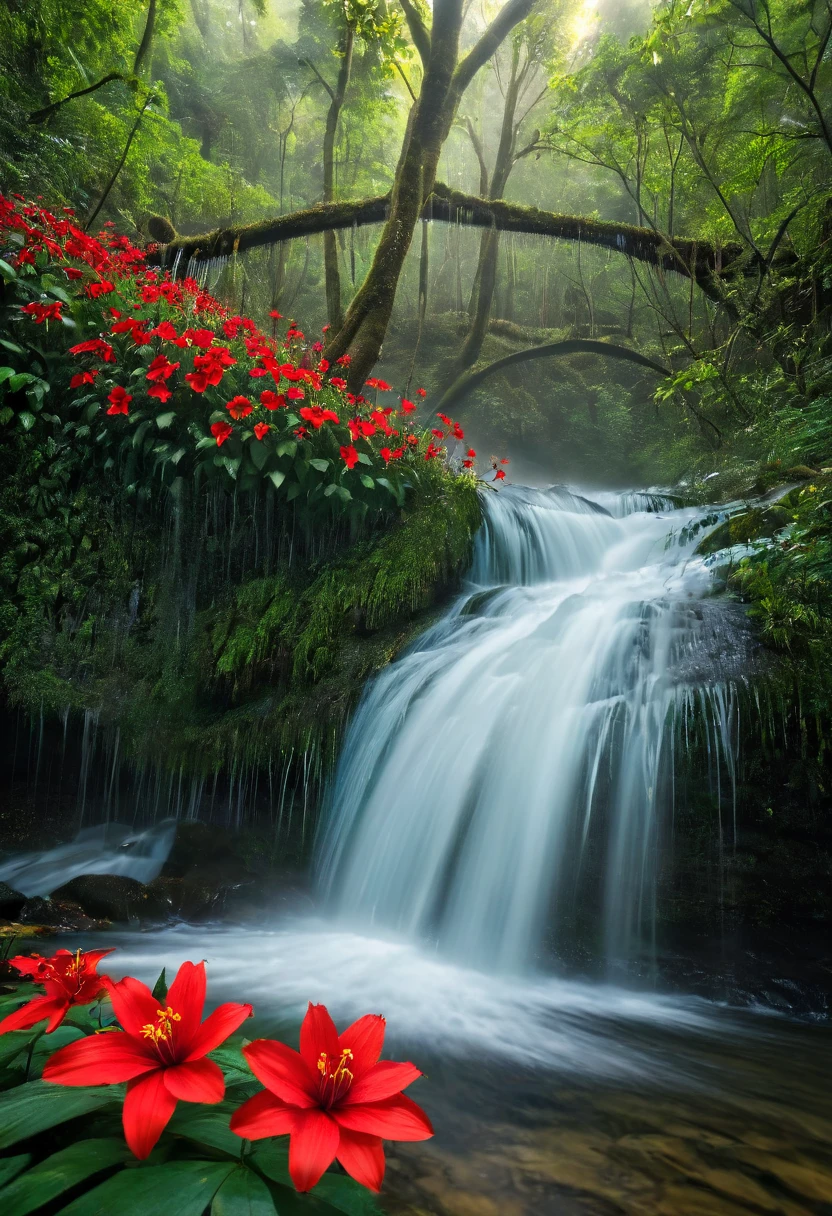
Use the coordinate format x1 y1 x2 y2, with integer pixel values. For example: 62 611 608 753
87 486 832 1212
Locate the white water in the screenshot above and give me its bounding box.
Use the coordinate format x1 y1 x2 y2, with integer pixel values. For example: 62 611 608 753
0 820 176 897
320 485 736 971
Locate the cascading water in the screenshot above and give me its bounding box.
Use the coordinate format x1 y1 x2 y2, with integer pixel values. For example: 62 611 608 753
320 485 740 972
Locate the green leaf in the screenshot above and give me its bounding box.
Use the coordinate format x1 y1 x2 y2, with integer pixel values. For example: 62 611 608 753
9 373 35 392
285 482 302 501
324 483 337 497
0 1155 31 1189
0 1138 129 1216
151 968 167 1001
0 367 16 385
267 469 286 490
312 1174 386 1216
309 458 330 472
58 1161 236 1216
275 440 297 458
17 411 36 431
359 475 375 490
357 454 372 466
0 339 25 354
0 1030 35 1069
0 258 17 280
0 1081 118 1149
211 1167 276 1216
155 412 176 430
0 406 13 426
170 1105 242 1157
250 441 269 470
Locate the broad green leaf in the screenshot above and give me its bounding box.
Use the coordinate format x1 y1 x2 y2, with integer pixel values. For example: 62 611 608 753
357 454 372 466
250 441 269 470
9 373 35 392
170 1104 242 1157
324 483 337 497
151 968 167 1001
0 1155 31 1189
0 1138 129 1216
312 1174 386 1216
359 475 374 490
155 412 176 429
250 1145 291 1188
285 482 302 501
16 411 35 432
275 440 297 458
0 406 13 425
58 1161 236 1216
211 1167 276 1216
309 458 330 472
0 339 25 353
0 367 15 385
267 469 285 490
0 1030 35 1069
0 1081 118 1149
196 436 215 450
0 258 17 280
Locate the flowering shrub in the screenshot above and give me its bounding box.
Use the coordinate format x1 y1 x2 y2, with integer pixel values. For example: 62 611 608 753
0 946 432 1214
0 193 502 525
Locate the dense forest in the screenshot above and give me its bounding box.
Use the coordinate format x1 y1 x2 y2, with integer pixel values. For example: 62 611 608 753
0 3 832 1212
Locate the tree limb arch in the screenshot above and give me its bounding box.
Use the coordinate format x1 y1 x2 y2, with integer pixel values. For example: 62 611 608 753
435 339 670 412
150 185 747 284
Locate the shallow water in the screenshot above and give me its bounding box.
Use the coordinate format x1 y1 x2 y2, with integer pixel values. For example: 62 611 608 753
100 919 832 1215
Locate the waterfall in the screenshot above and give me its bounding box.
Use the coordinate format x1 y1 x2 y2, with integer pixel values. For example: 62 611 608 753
320 485 738 972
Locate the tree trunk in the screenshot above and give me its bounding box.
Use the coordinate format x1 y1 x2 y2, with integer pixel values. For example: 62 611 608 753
321 28 354 332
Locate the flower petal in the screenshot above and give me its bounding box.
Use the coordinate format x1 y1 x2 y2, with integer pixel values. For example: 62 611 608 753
289 1108 339 1192
348 1060 422 1105
243 1039 317 1108
299 1003 340 1076
333 1093 434 1142
336 1128 386 1192
107 975 159 1037
163 1057 225 1103
339 1014 385 1079
123 1070 178 1159
0 995 66 1036
230 1089 297 1140
166 961 206 1052
43 1032 157 1086
186 1002 252 1061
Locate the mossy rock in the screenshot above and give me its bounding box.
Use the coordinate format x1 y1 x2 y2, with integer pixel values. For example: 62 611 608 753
696 506 793 556
52 875 170 922
785 465 818 480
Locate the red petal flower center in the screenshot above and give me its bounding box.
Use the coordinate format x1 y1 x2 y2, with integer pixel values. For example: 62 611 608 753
141 1005 182 1061
317 1047 354 1108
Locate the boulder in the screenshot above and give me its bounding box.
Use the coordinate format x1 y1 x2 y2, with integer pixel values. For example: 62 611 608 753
147 866 255 922
52 874 170 923
161 821 238 878
0 882 25 919
696 505 793 556
18 896 107 932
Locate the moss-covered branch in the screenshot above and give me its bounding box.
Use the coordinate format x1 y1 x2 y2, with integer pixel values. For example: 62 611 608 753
151 184 747 284
436 339 670 411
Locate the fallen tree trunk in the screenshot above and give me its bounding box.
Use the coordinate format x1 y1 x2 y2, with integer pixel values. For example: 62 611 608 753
150 184 748 287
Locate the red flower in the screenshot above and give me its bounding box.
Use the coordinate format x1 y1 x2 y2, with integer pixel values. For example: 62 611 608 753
230 1004 432 1193
452 424 464 440
269 310 283 319
86 280 114 299
437 413 452 426
340 445 359 469
0 949 114 1036
467 448 476 458
21 300 63 324
107 386 132 415
253 422 270 440
494 469 506 481
336 354 351 366
400 399 416 414
299 405 339 429
330 377 347 391
416 387 427 397
500 458 510 464
70 369 99 388
260 390 286 410
226 395 253 420
287 386 305 401
380 447 392 463
185 371 210 393
146 354 180 383
64 267 83 280
43 961 252 1160
365 378 391 391
424 442 441 461
148 382 172 403
211 421 233 446
462 460 474 469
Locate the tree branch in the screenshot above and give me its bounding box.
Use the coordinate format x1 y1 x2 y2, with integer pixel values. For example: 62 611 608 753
453 0 538 97
398 0 431 64
28 73 125 124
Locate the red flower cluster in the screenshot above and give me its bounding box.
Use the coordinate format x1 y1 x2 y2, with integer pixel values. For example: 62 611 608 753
0 948 113 1034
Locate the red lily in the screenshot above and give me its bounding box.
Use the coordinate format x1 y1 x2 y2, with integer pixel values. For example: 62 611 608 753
0 949 114 1035
260 390 286 410
43 961 252 1160
211 421 233 446
230 1004 432 1193
70 369 99 388
340 445 359 469
253 422 269 440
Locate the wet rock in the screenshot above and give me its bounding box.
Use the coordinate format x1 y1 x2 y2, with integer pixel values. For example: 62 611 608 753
52 874 170 923
18 896 107 931
0 882 25 919
696 505 793 556
146 867 255 922
161 821 238 879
